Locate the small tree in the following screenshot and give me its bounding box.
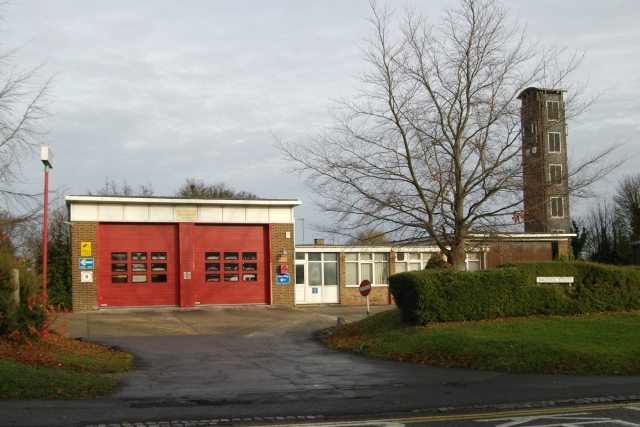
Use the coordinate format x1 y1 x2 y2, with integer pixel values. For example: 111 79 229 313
275 0 618 270
348 230 390 246
614 173 640 242
175 178 258 200
87 177 154 197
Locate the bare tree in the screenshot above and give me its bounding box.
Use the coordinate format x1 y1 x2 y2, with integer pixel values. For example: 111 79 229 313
175 178 259 200
0 11 54 219
87 177 154 197
275 0 621 270
348 229 390 246
613 173 640 241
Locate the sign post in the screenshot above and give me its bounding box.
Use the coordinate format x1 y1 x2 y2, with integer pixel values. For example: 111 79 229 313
359 279 371 317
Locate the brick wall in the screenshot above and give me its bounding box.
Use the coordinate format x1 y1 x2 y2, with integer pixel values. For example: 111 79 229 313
270 223 295 306
338 252 392 306
71 222 98 312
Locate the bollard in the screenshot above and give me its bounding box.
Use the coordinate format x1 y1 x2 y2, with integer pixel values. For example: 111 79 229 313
11 269 19 304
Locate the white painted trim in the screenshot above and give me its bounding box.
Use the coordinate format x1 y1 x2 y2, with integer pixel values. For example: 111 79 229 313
66 195 301 206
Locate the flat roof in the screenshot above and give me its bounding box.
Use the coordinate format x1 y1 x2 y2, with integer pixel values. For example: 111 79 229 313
65 195 302 207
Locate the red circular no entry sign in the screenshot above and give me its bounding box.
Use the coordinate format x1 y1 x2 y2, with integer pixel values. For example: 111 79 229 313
359 279 371 297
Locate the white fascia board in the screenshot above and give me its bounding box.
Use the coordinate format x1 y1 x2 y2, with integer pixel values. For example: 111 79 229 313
468 233 577 239
295 245 441 253
65 195 302 207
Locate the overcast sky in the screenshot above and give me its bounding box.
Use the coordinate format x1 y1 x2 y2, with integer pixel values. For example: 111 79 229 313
3 0 639 243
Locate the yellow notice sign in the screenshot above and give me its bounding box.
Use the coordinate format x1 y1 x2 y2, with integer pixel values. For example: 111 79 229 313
80 242 92 257
176 208 197 221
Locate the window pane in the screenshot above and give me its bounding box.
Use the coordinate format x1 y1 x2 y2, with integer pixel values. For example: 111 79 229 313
242 252 257 260
409 253 420 260
308 262 322 286
205 252 220 260
375 261 388 285
324 262 337 286
224 263 239 271
132 274 147 283
205 263 220 271
224 252 238 260
151 274 167 283
409 263 421 271
295 252 305 260
396 252 405 261
467 261 481 271
467 252 480 260
111 274 127 283
131 263 147 272
243 274 257 282
131 252 147 260
112 263 127 272
308 253 321 261
151 263 167 271
395 263 406 273
361 263 373 283
376 253 388 261
243 263 257 271
422 253 435 260
360 253 373 261
205 274 220 282
224 274 239 282
345 253 358 261
295 264 305 284
111 252 127 261
346 263 358 286
151 252 166 260
323 253 337 261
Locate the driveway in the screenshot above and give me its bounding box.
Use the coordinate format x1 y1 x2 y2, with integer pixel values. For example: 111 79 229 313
6 305 638 427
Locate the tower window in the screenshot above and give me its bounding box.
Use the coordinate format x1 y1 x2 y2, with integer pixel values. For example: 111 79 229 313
551 197 564 218
549 164 562 185
549 133 561 152
547 101 560 120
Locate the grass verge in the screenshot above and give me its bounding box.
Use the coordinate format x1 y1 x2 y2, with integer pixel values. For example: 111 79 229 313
0 336 133 399
323 309 640 375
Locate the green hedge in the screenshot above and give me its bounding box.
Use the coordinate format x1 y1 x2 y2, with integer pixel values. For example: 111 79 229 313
389 262 640 325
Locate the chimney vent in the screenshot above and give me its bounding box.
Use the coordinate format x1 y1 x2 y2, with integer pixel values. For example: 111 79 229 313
314 238 325 245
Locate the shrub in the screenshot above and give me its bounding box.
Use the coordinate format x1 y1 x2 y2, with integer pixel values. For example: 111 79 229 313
0 243 51 345
389 261 640 325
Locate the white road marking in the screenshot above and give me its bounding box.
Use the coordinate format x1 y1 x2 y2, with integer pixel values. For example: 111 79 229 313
475 412 640 427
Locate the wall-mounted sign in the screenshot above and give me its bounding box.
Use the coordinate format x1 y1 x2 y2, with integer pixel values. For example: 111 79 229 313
80 242 92 257
276 274 290 284
183 272 192 279
536 277 574 283
81 271 93 283
176 208 197 221
79 258 94 269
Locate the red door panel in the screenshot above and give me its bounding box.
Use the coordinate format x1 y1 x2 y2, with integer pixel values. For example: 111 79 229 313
193 225 269 304
98 223 179 307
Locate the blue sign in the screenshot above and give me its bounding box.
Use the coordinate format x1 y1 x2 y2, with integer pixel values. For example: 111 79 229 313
312 287 318 294
276 274 290 284
79 258 94 269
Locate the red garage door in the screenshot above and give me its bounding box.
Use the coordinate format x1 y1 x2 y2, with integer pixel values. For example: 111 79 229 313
193 225 270 305
98 223 179 307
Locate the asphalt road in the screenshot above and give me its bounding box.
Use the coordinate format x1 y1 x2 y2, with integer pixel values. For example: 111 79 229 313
2 305 640 427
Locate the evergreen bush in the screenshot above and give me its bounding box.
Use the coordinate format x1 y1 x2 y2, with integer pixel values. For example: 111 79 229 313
389 261 640 325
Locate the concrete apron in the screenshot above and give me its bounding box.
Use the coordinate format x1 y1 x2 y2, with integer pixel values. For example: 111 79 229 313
52 304 394 338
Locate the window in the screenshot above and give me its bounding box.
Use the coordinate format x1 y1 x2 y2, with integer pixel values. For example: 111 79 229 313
151 263 167 271
294 253 338 287
224 274 239 282
131 263 147 272
111 252 127 261
205 252 220 260
243 263 257 271
131 252 147 260
132 274 147 283
224 263 239 271
242 252 257 260
551 197 564 217
243 274 258 282
151 252 166 260
466 252 481 271
395 252 436 272
547 101 559 120
549 164 562 185
345 253 388 286
224 252 239 260
206 274 220 282
549 132 561 153
111 274 127 283
111 263 127 272
205 263 220 271
151 274 167 283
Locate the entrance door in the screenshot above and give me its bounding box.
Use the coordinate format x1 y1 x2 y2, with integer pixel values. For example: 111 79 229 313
294 252 339 304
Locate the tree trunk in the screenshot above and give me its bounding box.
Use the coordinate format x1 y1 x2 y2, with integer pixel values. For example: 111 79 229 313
448 247 467 271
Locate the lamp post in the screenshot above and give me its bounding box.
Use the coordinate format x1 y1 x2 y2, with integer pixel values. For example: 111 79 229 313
40 147 53 340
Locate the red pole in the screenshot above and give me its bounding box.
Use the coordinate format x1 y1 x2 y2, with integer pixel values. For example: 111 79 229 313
42 164 49 340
